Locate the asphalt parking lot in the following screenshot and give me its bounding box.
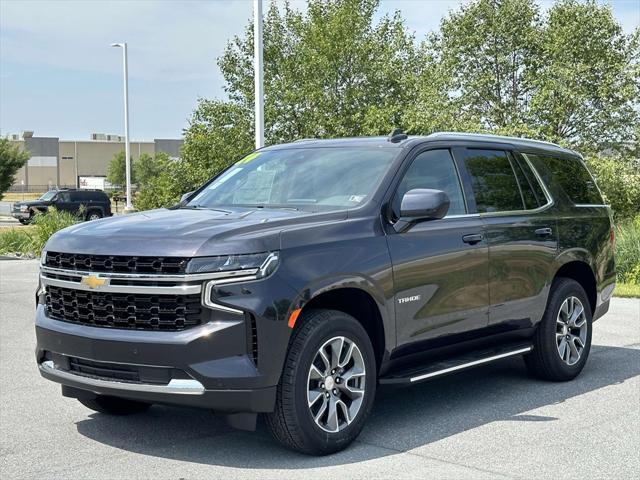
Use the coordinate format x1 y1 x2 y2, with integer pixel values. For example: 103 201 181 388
1 259 638 479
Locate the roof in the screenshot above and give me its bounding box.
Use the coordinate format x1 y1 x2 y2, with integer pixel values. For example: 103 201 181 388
267 132 578 156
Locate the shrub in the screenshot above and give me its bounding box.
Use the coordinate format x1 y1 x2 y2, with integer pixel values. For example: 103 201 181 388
586 155 640 220
615 216 640 285
0 228 33 255
0 208 77 256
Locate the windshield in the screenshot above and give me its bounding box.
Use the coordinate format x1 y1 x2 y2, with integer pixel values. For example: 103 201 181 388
39 191 57 201
188 148 397 211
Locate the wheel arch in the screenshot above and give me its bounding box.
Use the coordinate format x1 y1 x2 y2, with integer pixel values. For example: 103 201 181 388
291 283 391 375
553 259 597 315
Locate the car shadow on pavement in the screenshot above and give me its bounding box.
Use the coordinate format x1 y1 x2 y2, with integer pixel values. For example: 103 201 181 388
75 344 639 467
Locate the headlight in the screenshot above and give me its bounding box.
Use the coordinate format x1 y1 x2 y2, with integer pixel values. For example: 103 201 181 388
20 205 28 212
187 251 279 278
40 249 48 265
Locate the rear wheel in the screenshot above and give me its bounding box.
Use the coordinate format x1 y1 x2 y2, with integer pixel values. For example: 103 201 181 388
525 278 592 381
78 396 151 415
266 309 376 455
86 210 103 221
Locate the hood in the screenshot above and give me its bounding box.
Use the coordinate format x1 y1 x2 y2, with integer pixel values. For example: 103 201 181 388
45 207 347 257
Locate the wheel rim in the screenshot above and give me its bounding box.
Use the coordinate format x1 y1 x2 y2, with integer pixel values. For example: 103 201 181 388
307 336 366 433
89 214 100 221
556 296 588 366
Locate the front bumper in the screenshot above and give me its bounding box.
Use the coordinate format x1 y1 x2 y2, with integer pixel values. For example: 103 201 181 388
12 211 29 219
35 305 278 412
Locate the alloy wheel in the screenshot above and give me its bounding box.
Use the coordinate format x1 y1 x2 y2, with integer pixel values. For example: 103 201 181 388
306 336 366 433
556 296 587 366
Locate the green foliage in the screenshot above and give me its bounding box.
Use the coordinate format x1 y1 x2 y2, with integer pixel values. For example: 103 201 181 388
147 0 638 212
0 138 30 200
586 155 640 220
133 151 173 188
106 151 135 187
0 228 32 255
0 208 77 256
615 217 640 285
134 160 186 211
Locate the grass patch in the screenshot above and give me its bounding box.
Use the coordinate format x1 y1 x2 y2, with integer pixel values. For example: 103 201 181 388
1 192 43 202
613 283 640 298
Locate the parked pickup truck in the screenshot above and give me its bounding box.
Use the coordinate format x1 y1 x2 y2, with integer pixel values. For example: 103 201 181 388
34 132 615 455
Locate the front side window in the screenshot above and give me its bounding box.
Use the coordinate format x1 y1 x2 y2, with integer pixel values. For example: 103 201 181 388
463 149 524 213
393 149 466 218
188 148 397 211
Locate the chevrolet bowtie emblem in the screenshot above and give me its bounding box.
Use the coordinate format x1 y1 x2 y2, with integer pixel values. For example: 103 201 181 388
81 275 107 289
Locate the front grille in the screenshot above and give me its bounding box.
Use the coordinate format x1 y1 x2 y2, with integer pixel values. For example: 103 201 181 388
45 285 202 331
45 251 189 274
68 357 140 383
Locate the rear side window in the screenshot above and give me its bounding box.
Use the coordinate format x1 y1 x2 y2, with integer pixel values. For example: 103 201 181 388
393 149 466 218
535 155 603 205
462 149 523 213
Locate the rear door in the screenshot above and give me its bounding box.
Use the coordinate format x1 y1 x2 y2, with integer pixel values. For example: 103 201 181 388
386 147 490 350
457 147 558 328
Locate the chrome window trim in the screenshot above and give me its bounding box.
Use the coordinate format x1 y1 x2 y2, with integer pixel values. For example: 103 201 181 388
39 360 205 395
469 152 554 218
574 204 608 208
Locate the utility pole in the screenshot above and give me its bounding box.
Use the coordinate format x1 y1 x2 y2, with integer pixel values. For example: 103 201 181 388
254 0 264 149
111 42 135 212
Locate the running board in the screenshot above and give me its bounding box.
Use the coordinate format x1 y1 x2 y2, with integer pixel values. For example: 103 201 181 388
379 344 533 385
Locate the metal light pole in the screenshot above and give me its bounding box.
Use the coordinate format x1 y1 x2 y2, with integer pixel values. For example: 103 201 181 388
111 42 135 212
254 0 264 149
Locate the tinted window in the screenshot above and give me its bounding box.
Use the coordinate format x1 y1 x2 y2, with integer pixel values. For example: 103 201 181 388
463 149 524 213
511 154 546 209
393 149 466 218
57 192 71 202
535 154 603 205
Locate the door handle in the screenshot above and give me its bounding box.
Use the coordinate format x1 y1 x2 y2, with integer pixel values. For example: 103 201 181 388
535 227 553 237
462 233 483 245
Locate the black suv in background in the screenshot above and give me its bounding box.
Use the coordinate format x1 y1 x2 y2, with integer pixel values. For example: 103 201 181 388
35 133 615 455
12 189 112 224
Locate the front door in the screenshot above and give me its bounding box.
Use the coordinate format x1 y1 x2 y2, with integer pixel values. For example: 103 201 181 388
386 148 490 350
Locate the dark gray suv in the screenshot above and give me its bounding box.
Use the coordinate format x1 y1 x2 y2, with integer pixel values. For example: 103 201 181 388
35 132 615 455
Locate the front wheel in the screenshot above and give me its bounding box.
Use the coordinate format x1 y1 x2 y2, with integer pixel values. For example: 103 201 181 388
86 210 103 221
78 396 151 415
266 309 377 455
525 278 592 381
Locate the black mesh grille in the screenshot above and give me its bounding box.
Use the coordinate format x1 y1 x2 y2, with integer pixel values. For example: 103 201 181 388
45 251 189 274
68 357 140 383
45 285 202 331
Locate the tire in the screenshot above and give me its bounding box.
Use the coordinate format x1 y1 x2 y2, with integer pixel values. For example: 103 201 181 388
524 277 593 381
18 219 30 225
266 309 377 455
86 210 102 221
78 396 151 415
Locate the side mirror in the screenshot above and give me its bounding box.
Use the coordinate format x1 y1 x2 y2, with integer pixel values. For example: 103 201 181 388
180 191 194 204
394 188 450 233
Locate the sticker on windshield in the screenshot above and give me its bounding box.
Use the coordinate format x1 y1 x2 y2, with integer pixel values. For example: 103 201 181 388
236 152 262 165
349 195 366 203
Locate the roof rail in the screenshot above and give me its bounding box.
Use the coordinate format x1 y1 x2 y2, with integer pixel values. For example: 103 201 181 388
293 138 318 143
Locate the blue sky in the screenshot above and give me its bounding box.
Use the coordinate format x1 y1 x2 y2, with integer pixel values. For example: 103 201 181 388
1 0 638 141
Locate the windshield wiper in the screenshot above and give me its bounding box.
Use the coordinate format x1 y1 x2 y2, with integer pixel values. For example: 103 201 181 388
181 205 233 214
240 204 300 211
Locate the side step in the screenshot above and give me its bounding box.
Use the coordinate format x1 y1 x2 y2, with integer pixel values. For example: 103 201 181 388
379 344 533 385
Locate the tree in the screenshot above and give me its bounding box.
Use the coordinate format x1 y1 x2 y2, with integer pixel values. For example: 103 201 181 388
106 151 135 187
423 0 639 150
134 152 171 187
530 0 639 151
0 138 30 200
